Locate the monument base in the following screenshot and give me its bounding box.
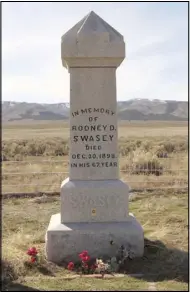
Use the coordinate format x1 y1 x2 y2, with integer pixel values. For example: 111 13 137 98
45 213 144 264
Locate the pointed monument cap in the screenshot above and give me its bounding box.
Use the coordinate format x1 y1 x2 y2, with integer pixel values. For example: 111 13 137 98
61 11 125 69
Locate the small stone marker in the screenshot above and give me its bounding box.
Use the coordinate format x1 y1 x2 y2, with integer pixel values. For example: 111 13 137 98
45 11 144 263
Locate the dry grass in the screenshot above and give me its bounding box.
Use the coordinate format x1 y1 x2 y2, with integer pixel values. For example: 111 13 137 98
2 120 188 140
2 120 188 290
2 190 188 290
2 120 188 193
2 137 188 193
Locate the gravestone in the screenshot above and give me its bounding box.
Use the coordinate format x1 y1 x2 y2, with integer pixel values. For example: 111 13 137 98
45 11 144 263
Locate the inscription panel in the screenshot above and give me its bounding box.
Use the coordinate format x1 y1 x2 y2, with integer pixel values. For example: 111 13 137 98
69 68 119 180
70 107 119 180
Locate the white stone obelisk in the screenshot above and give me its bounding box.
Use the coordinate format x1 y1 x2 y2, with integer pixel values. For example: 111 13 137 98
45 11 144 263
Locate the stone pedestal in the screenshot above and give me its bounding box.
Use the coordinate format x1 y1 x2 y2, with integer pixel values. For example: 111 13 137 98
45 11 144 263
46 213 144 264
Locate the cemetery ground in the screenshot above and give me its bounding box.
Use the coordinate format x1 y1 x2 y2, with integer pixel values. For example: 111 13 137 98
2 121 188 291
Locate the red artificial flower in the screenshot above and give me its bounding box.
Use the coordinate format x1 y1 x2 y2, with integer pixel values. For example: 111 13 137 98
81 250 88 256
31 256 36 263
79 250 88 259
27 247 38 256
82 255 90 262
79 253 83 259
67 262 74 270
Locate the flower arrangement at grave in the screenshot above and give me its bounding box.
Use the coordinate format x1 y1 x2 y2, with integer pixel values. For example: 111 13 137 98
67 243 134 276
26 247 39 264
24 242 134 276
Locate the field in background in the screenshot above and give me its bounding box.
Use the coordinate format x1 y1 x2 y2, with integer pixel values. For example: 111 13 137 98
2 120 188 290
3 120 188 140
2 121 188 194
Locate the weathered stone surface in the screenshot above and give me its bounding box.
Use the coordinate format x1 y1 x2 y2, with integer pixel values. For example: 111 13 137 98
46 213 144 263
62 11 125 181
69 67 118 180
61 178 129 223
61 11 125 68
45 10 144 263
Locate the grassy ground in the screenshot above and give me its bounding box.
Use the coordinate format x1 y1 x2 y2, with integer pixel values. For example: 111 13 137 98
2 152 188 193
2 121 188 290
2 190 188 290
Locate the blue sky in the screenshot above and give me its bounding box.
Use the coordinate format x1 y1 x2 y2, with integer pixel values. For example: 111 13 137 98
2 2 188 103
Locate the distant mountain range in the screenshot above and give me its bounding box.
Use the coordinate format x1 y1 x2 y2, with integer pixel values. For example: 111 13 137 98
2 99 188 122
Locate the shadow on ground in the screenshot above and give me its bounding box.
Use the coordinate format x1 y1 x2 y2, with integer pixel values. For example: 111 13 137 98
23 261 55 277
2 283 41 291
122 238 189 283
2 238 188 290
2 259 53 291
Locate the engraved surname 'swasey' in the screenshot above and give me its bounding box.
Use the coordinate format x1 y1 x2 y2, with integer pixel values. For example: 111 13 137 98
45 11 144 263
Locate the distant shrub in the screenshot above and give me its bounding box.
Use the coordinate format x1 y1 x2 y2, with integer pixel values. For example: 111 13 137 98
133 157 163 176
156 151 168 158
141 141 152 152
35 144 46 155
176 141 188 152
54 145 67 156
161 142 175 153
122 151 163 176
26 141 45 156
2 138 69 160
158 140 187 154
2 136 187 161
14 154 23 161
119 140 143 157
155 146 168 158
119 146 133 157
135 140 142 148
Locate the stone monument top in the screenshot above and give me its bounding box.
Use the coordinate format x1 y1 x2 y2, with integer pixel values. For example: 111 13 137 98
61 11 125 68
61 11 126 181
